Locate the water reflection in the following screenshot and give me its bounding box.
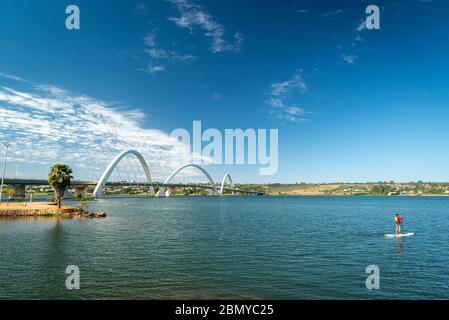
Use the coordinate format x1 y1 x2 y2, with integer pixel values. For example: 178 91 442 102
395 238 404 255
34 219 68 298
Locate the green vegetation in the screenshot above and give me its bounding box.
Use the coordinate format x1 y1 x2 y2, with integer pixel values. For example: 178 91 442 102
172 187 209 196
75 194 96 201
369 184 397 196
3 188 14 198
48 164 73 208
260 182 449 196
53 181 449 197
234 184 265 193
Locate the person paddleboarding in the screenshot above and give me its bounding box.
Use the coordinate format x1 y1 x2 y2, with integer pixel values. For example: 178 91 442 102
394 213 403 234
385 213 413 238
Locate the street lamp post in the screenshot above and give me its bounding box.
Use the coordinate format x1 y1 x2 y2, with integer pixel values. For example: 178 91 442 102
0 143 11 204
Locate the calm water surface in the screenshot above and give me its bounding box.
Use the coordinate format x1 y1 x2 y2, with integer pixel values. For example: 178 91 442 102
1 196 449 299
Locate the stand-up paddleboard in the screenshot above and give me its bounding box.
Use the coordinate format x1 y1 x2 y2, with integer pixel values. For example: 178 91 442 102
385 232 414 238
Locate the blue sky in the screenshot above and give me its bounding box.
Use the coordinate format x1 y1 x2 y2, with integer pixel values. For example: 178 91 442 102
0 0 448 183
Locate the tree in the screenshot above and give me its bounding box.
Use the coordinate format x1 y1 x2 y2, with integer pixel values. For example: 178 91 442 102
3 188 14 203
48 164 73 209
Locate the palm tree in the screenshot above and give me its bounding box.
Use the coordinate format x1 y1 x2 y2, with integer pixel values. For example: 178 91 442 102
48 164 73 209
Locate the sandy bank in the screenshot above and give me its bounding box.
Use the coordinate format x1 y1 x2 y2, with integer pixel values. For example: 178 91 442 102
0 202 106 218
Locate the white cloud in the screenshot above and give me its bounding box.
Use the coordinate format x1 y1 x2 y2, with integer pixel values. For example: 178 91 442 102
267 72 309 123
0 76 208 181
166 0 242 53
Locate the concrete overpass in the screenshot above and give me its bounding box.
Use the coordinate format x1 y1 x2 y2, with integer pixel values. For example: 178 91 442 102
1 178 97 198
2 178 97 186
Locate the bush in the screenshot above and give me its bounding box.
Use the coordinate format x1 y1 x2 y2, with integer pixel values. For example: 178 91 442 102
369 184 396 195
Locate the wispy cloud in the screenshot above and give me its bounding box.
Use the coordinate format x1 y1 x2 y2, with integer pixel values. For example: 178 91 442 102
0 75 208 180
356 18 366 32
143 33 156 47
138 0 239 74
267 72 309 123
270 73 308 96
0 72 26 82
135 2 150 15
171 52 196 61
342 54 357 65
138 63 166 75
141 30 196 74
146 47 169 59
322 9 346 19
212 92 223 100
166 0 243 53
337 17 365 65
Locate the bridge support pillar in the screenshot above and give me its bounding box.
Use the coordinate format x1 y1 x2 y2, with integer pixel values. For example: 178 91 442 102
63 189 74 199
156 186 166 197
74 186 87 198
165 186 174 197
148 186 155 196
208 189 215 196
13 185 26 199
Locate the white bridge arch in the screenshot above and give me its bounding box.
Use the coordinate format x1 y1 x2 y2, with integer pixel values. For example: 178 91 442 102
219 174 233 195
92 150 152 198
161 163 218 196
91 150 253 198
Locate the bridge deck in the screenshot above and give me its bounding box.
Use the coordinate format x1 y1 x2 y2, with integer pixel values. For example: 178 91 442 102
2 178 97 186
1 179 264 195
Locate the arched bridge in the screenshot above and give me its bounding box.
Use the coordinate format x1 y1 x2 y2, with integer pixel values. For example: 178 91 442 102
91 150 263 198
92 150 153 198
2 150 265 198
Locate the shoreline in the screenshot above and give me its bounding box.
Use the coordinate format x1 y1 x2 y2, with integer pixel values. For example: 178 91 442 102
0 202 106 218
266 193 449 196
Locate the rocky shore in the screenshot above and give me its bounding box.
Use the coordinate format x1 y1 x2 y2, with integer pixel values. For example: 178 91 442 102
0 203 107 218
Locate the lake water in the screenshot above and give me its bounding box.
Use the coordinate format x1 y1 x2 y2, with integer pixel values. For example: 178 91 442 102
1 196 448 299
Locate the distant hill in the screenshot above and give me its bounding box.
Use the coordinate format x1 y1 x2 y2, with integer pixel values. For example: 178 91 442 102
235 182 449 196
